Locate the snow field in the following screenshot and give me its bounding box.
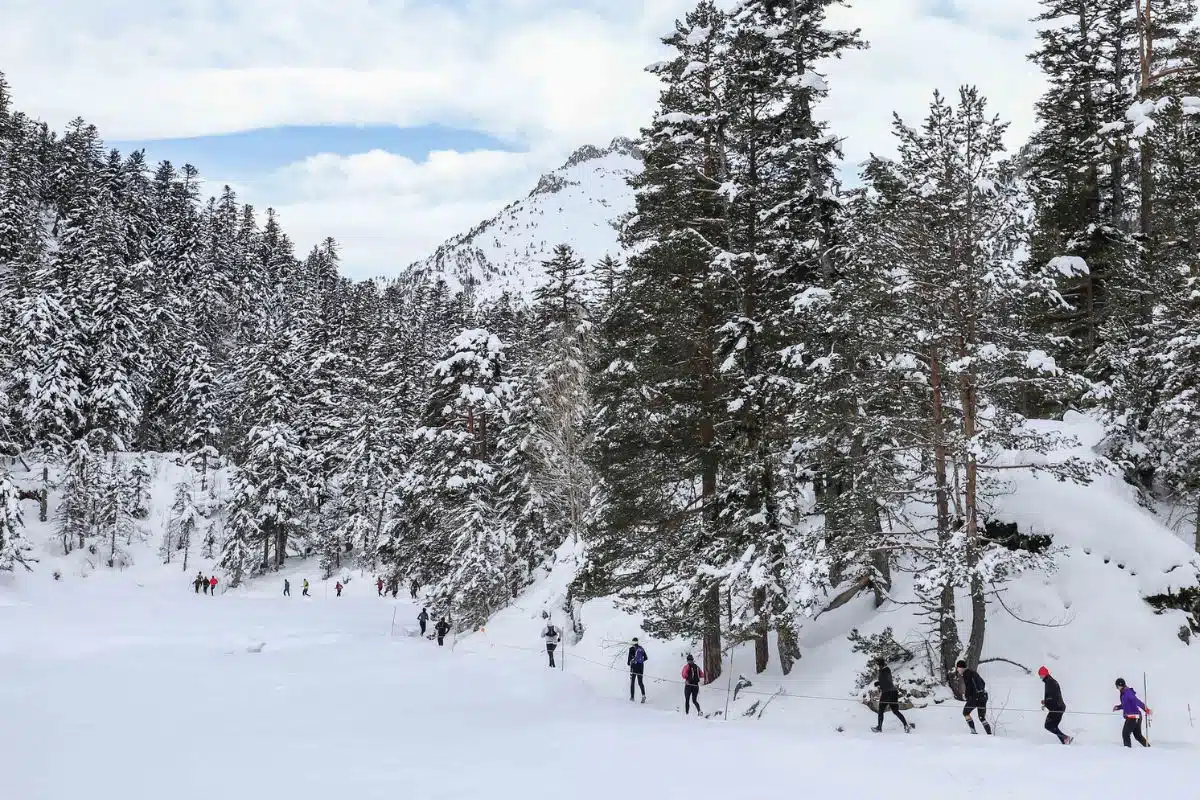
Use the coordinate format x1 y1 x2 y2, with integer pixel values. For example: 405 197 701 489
3 579 1198 800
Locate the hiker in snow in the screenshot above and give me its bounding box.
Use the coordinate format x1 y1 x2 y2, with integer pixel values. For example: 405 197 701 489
410 580 419 600
627 638 648 703
209 575 217 595
872 662 910 733
541 621 561 668
681 654 704 715
302 579 310 597
1113 678 1152 747
376 578 384 597
194 573 203 593
956 660 992 735
1038 666 1071 744
435 617 450 646
201 575 209 594
335 581 343 597
283 579 290 597
418 607 429 636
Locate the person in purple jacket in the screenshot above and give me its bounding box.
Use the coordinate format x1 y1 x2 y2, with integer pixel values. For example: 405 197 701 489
1113 678 1152 747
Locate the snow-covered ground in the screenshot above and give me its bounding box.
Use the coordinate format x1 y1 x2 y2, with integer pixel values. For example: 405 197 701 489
3 570 1198 800
4 411 1200 798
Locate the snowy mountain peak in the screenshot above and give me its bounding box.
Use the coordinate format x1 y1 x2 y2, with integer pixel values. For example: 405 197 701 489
407 138 642 302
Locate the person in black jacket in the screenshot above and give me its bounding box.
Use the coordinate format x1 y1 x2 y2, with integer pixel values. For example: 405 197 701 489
627 638 648 703
435 617 450 646
956 660 992 734
1038 666 1071 744
871 663 911 733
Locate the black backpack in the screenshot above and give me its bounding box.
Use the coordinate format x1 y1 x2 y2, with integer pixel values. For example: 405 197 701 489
686 663 699 684
546 625 557 637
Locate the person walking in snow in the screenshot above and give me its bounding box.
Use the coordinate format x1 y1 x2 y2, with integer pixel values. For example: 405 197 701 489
418 607 429 636
335 581 343 597
376 577 384 597
194 572 203 593
627 638 648 703
302 579 310 597
681 654 704 715
435 617 450 646
1038 666 1071 744
872 662 910 733
201 575 209 595
541 621 561 668
283 579 291 597
1113 678 1152 747
957 660 992 735
209 576 217 595
410 580 419 600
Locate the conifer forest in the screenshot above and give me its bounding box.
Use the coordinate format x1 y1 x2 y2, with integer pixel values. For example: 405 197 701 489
2 0 1199 691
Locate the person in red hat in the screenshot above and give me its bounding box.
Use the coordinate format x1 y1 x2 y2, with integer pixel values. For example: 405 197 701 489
1038 666 1071 744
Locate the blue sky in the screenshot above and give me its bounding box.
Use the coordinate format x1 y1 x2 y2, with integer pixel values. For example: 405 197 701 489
112 124 523 184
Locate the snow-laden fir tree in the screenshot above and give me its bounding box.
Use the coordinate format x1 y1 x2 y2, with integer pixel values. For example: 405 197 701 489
713 0 864 674
576 0 735 683
404 328 513 627
859 87 1093 675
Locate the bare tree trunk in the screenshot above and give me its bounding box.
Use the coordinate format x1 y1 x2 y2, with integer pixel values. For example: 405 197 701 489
930 346 963 684
753 586 769 673
963 372 985 668
1193 494 1200 555
702 584 722 685
40 466 49 522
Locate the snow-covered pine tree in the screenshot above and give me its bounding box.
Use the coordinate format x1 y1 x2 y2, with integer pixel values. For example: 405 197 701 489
0 462 29 570
409 328 513 628
1025 0 1139 376
577 0 734 682
714 0 864 674
863 88 1093 674
530 244 594 549
162 478 203 569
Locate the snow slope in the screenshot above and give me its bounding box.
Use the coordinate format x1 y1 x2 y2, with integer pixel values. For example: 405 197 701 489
3 573 1198 800
405 138 640 301
4 413 1200 799
459 413 1200 744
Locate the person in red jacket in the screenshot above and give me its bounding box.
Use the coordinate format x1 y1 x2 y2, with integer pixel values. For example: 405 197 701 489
681 653 705 715
209 576 217 595
376 577 384 597
335 581 343 597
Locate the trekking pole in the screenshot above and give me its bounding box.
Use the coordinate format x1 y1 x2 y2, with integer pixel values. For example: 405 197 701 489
723 654 733 721
1144 672 1151 743
390 607 396 637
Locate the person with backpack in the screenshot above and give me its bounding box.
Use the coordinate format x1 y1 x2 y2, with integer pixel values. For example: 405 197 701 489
209 576 217 595
335 581 343 597
872 662 911 733
1113 678 1152 747
956 660 992 734
418 608 429 636
194 573 204 593
627 638 648 703
201 575 209 595
1038 666 1071 744
410 580 419 600
302 579 310 597
541 621 561 668
435 617 451 646
283 579 291 597
680 654 704 715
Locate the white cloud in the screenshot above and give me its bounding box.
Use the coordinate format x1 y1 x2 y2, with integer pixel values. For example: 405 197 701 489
1 0 1047 276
